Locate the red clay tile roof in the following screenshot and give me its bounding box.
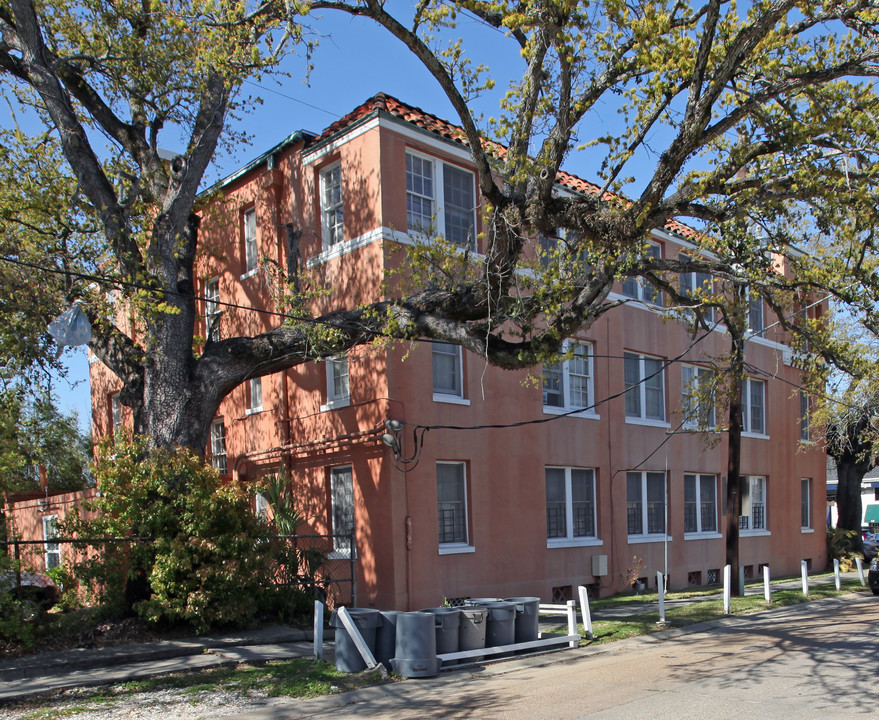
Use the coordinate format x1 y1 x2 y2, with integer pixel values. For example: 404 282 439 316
314 93 700 242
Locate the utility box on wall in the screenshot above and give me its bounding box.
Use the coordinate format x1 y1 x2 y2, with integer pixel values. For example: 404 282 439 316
592 554 608 577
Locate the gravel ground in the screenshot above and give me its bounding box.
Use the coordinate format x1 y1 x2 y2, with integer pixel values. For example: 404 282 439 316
0 686 290 720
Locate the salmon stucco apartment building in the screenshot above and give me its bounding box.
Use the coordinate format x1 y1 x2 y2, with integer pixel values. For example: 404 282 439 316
85 93 827 610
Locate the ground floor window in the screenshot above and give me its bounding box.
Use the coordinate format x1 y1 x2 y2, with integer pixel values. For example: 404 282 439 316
546 467 596 543
437 462 469 547
740 475 767 531
684 474 717 534
627 471 666 536
330 466 354 557
42 515 60 570
801 478 812 529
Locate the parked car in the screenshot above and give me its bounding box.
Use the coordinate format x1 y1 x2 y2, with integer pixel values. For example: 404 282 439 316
864 531 879 562
0 571 61 609
869 557 879 596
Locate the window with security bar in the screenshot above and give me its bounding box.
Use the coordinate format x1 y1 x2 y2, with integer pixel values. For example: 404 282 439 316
437 462 468 546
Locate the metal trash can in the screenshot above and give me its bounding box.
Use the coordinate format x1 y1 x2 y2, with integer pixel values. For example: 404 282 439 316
392 611 439 678
479 600 517 650
329 607 381 673
458 605 487 657
505 596 540 643
375 610 400 672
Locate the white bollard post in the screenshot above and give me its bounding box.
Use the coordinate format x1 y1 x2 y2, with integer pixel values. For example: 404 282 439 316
566 600 578 648
856 557 866 586
801 560 809 597
313 601 324 661
657 571 666 623
763 565 771 603
578 585 593 640
834 558 841 591
723 564 731 614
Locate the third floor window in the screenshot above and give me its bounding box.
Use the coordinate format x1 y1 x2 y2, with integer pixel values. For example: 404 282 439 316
406 151 476 250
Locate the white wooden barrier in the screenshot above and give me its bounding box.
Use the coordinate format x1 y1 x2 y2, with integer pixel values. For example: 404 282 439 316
313 601 324 661
801 560 809 597
834 558 841 591
763 566 771 603
657 572 666 623
856 557 866 586
336 606 378 669
723 564 731 614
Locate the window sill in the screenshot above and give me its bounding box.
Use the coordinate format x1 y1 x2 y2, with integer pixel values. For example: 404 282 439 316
547 537 603 549
328 550 353 561
320 398 351 412
684 532 723 541
740 529 771 537
625 417 671 429
801 527 815 534
240 268 259 281
438 543 475 556
627 534 672 544
742 431 770 440
245 406 264 416
543 406 600 420
433 393 470 406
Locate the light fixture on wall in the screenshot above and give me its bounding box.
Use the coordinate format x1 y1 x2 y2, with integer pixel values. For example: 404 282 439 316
379 419 426 471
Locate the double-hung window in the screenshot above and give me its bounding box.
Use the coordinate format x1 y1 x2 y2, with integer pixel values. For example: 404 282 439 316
742 378 766 435
42 515 60 570
800 392 810 441
543 341 594 414
210 419 227 474
681 365 715 429
432 342 464 401
243 208 258 274
205 277 221 341
405 151 476 250
748 290 764 333
624 352 666 422
325 356 350 409
801 478 812 530
247 377 263 414
684 474 717 534
437 462 470 550
740 475 767 532
621 241 662 305
321 163 344 248
627 471 666 537
331 466 355 557
679 253 713 321
546 467 597 546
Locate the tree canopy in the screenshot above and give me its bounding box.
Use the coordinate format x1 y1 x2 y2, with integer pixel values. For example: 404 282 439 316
2 0 879 452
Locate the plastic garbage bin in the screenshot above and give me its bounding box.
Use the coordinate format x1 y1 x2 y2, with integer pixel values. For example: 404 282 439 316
480 600 517 652
458 605 487 658
420 607 461 655
392 611 439 678
505 596 540 643
329 607 381 673
375 610 400 672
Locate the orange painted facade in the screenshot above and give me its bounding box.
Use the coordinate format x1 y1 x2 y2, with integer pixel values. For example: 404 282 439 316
86 94 827 609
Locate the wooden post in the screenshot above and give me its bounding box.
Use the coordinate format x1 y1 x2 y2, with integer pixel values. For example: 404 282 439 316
578 585 593 640
801 560 809 597
337 606 377 669
657 572 666 623
723 564 731 614
313 601 324 661
763 565 771 603
566 600 578 648
856 557 866 586
834 559 841 591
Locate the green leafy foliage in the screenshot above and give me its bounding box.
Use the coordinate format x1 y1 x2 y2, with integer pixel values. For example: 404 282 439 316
61 435 273 633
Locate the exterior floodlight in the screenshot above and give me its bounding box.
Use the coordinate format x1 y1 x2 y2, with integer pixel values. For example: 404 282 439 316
385 419 403 433
380 432 399 450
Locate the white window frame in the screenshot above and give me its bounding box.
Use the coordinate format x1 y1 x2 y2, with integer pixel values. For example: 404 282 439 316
542 341 597 418
405 150 477 251
320 162 345 249
626 471 668 541
684 473 720 538
748 289 764 333
255 492 269 523
681 364 716 430
801 477 813 531
545 467 600 548
210 419 227 474
246 377 263 415
432 342 469 405
243 208 258 276
322 356 351 411
621 241 662 305
740 475 768 535
110 392 122 432
43 515 60 570
624 352 667 426
437 462 473 554
679 253 713 322
205 277 221 341
800 392 810 442
330 466 355 558
742 377 767 437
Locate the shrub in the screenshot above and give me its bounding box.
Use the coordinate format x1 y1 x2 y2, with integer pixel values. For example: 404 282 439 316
827 527 863 572
62 435 273 633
